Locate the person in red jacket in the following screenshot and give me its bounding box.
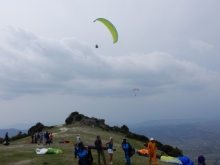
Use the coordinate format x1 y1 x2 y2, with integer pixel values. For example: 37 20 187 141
49 133 53 144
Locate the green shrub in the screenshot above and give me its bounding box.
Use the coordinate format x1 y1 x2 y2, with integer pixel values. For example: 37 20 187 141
28 122 45 134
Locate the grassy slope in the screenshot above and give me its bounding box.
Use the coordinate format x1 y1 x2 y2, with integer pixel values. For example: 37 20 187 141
0 122 180 165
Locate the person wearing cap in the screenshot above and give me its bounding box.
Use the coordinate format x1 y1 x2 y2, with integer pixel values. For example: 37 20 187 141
77 134 80 142
147 138 157 165
94 135 107 165
122 138 130 165
198 155 205 165
74 141 88 165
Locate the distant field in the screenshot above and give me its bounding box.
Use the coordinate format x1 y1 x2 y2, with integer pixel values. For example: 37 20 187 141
130 120 220 165
0 122 174 165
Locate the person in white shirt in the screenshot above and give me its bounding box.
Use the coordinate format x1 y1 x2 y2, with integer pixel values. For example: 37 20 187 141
76 134 80 142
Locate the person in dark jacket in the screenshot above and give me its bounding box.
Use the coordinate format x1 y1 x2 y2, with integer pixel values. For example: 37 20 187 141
74 141 88 165
4 132 9 146
31 132 34 143
74 143 78 158
198 155 205 165
94 135 107 165
45 131 49 140
122 138 130 165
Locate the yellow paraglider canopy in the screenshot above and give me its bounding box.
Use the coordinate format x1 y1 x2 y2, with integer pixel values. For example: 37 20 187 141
94 18 118 43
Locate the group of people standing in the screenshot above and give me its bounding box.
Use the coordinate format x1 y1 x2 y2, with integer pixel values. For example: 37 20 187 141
31 131 53 145
74 134 156 165
74 134 114 165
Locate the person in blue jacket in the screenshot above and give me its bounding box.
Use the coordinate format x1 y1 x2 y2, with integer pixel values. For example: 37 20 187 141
198 155 205 165
74 141 88 165
122 138 130 165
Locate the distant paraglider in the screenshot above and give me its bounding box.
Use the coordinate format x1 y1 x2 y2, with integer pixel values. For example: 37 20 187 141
95 44 98 48
94 18 118 46
133 88 139 96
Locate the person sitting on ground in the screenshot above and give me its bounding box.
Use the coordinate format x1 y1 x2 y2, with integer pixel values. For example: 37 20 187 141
198 155 205 165
74 141 88 165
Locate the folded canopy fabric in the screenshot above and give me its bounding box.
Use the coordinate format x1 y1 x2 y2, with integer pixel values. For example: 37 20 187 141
160 156 183 164
35 148 63 154
176 156 194 165
137 149 149 155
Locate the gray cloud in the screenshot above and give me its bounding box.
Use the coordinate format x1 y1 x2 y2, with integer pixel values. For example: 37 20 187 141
189 39 214 53
0 1 220 126
0 27 219 100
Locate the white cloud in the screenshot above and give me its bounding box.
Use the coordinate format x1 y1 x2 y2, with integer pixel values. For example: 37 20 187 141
0 27 219 100
189 39 214 53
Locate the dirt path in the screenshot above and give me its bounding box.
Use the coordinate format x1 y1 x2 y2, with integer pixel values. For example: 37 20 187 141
53 127 68 135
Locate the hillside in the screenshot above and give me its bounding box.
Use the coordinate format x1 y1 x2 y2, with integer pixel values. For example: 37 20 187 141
129 119 220 165
0 122 181 165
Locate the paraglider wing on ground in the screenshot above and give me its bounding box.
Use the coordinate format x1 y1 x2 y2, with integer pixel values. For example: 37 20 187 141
59 140 72 144
160 156 183 164
176 156 195 165
35 148 63 154
136 149 161 159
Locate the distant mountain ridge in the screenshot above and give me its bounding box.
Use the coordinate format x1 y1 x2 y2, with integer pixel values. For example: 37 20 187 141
0 128 28 138
129 118 213 128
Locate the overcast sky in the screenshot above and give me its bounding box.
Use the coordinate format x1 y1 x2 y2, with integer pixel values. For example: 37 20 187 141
0 0 219 128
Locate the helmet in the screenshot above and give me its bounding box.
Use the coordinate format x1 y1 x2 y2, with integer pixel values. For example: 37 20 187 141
150 138 155 141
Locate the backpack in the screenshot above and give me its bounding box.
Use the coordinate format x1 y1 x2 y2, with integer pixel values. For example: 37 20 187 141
85 146 93 165
127 143 135 157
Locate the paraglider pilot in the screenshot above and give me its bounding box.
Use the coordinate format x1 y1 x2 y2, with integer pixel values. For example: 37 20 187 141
74 141 88 165
122 138 130 165
147 138 157 165
95 44 98 48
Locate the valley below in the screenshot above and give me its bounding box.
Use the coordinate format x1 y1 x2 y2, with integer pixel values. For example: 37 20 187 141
130 119 220 165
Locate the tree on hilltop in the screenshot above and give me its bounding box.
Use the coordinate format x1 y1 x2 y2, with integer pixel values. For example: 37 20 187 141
28 122 45 134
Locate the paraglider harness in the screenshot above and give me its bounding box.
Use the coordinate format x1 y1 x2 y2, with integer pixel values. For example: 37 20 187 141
84 146 93 165
76 144 93 165
127 142 135 157
122 140 135 157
